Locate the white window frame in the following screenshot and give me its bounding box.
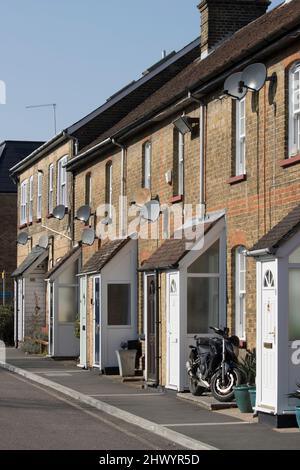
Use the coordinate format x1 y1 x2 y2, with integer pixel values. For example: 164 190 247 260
178 131 184 195
20 180 28 225
106 162 113 218
289 63 300 157
57 156 68 207
143 141 151 189
29 176 33 223
236 97 246 176
235 246 246 339
37 172 43 220
85 172 92 206
48 164 54 214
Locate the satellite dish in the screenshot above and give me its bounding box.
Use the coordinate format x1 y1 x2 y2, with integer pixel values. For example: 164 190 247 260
38 234 49 249
224 72 247 100
53 205 66 220
81 227 95 246
17 232 29 245
241 63 267 92
141 200 160 223
76 205 91 223
134 188 151 207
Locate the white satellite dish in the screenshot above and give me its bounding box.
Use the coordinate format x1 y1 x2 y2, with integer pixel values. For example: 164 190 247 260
38 234 49 249
81 228 95 246
17 232 29 245
241 63 267 92
140 200 160 223
53 205 66 220
224 72 247 100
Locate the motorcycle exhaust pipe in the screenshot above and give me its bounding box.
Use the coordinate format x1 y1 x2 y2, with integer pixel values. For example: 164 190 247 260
186 361 194 377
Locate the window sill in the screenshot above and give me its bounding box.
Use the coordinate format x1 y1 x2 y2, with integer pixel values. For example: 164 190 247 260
19 223 27 229
28 222 33 226
46 213 54 219
36 218 42 223
226 174 247 185
279 154 300 168
170 195 184 204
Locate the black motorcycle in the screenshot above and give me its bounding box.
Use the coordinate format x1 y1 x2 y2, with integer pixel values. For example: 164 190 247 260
186 326 241 402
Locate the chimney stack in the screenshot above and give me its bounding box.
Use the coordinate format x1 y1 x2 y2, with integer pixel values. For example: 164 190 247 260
198 0 270 59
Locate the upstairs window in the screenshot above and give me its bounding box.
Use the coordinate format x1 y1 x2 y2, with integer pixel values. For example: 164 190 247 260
173 129 184 196
105 161 113 218
48 164 54 214
85 172 92 206
57 156 68 207
236 98 246 175
235 246 246 339
37 171 43 220
142 141 152 190
289 63 300 157
29 176 34 223
20 180 28 225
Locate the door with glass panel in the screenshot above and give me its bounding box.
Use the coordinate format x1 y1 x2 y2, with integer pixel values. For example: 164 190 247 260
93 276 101 368
54 260 80 357
260 261 277 408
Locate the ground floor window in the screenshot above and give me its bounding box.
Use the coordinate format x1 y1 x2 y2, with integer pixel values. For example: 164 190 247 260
187 240 220 334
107 283 131 325
289 268 300 340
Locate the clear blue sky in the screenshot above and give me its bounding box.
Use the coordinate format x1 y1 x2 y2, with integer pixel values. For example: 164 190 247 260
0 0 283 142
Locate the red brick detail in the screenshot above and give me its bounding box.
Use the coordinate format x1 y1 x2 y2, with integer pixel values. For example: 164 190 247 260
46 213 54 219
227 174 247 185
36 218 42 223
19 223 27 229
279 154 300 168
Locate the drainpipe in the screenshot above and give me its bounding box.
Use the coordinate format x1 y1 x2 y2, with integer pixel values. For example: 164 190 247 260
15 279 18 349
188 92 206 219
67 135 79 247
155 269 160 387
111 139 127 237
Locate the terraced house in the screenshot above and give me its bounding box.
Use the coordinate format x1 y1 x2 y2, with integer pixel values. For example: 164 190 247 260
10 38 200 357
11 0 300 427
65 0 300 427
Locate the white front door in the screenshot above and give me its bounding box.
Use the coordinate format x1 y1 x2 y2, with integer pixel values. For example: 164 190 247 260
260 261 277 408
79 276 87 368
167 272 180 390
93 276 101 368
17 278 24 342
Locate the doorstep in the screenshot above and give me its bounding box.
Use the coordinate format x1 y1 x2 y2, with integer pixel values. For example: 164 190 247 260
177 392 238 411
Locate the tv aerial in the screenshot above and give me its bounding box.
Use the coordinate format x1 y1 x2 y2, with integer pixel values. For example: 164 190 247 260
76 205 91 223
38 234 49 249
17 232 30 246
53 205 66 220
81 227 95 246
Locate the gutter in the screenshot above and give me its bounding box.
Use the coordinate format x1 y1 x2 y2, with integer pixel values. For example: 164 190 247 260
246 248 275 257
9 131 69 178
137 264 178 272
66 137 112 171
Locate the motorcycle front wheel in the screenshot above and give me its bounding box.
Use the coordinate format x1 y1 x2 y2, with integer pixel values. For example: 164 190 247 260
188 377 206 396
210 367 241 402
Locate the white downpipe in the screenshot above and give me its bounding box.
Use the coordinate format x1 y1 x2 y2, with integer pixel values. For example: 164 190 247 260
199 103 206 219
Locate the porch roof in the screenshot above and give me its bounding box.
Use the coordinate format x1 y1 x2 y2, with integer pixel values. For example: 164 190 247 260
140 220 215 271
250 203 300 253
45 246 81 280
80 238 130 275
12 246 47 277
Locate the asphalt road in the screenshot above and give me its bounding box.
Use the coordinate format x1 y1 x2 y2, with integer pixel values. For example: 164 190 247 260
0 369 182 450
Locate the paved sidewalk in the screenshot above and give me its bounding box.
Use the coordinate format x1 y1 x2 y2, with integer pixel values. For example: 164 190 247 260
2 348 300 450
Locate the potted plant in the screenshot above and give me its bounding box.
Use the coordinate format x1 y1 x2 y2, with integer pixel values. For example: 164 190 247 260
288 384 300 428
115 341 137 378
234 350 256 413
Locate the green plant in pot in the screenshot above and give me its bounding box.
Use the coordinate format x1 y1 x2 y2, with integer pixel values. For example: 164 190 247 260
288 384 300 428
234 350 256 413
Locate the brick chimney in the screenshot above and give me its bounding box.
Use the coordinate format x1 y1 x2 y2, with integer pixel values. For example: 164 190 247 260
198 0 271 58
